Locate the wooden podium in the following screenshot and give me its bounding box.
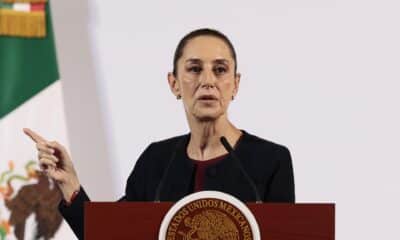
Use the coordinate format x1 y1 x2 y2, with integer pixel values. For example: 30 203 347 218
85 202 334 239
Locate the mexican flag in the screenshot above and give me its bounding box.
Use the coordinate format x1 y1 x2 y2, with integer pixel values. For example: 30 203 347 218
0 0 76 239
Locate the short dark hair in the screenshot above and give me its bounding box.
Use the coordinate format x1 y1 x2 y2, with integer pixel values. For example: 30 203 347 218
172 28 237 76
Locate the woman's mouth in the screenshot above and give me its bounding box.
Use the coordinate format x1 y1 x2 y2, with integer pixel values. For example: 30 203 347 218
198 95 218 101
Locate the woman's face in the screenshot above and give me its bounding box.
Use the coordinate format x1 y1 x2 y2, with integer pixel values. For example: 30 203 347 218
168 36 240 122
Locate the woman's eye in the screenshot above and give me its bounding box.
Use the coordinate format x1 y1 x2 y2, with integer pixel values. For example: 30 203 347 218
214 66 227 75
188 66 202 73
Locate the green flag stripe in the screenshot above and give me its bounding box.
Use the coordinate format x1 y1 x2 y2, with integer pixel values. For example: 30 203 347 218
0 2 13 9
0 2 59 119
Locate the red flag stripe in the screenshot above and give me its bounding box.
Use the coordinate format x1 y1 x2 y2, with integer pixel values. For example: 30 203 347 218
30 3 45 11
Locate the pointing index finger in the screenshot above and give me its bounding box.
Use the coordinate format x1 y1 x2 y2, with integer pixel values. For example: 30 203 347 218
23 128 47 143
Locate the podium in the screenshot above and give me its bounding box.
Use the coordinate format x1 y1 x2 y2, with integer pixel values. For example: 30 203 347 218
85 202 334 239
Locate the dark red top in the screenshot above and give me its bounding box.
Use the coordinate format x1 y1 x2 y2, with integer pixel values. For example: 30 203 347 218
189 133 244 192
190 154 227 192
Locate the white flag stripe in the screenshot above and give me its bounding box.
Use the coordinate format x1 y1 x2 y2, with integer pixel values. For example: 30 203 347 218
0 81 77 240
0 82 70 162
12 3 31 12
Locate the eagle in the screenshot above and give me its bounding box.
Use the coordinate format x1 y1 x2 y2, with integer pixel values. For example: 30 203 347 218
5 171 63 240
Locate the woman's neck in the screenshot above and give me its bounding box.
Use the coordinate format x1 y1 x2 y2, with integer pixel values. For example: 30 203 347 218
186 115 242 161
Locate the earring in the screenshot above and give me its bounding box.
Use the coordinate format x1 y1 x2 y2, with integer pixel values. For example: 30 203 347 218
232 95 235 100
177 94 182 100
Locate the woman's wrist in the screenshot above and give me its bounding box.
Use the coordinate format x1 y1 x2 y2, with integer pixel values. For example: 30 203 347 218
61 179 81 202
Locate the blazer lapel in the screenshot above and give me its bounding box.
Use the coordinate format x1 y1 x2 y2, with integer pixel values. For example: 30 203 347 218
161 134 194 201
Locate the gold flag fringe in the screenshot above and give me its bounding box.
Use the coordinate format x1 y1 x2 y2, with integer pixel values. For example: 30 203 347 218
0 9 46 38
2 0 47 3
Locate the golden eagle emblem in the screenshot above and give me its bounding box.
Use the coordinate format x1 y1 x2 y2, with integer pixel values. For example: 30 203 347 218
178 210 239 240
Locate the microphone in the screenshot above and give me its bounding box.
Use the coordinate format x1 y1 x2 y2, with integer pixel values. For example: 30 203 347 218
220 136 262 203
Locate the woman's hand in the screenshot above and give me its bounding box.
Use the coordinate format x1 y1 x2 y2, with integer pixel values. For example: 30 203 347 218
23 128 80 201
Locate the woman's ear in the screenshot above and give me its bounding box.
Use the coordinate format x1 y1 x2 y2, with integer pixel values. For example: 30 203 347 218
233 72 241 97
167 72 180 97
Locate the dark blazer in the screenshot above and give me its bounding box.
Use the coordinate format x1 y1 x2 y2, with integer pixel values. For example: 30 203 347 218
59 130 295 239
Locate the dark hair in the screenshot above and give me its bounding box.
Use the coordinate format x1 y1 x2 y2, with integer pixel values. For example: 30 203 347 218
172 28 237 76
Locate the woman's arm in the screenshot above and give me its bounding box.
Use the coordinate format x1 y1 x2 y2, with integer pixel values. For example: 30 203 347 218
58 143 154 239
58 186 90 240
23 128 86 238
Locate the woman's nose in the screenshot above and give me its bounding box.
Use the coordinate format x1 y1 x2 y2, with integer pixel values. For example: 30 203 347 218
199 69 216 88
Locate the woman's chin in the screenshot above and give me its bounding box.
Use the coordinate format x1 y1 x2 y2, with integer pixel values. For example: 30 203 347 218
193 110 223 122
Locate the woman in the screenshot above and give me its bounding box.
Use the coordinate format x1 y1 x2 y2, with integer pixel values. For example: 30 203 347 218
24 28 295 239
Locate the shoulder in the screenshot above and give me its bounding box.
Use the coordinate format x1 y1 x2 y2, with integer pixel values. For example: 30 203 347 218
127 133 189 179
240 130 290 154
238 131 294 187
238 130 292 171
137 133 189 165
147 133 189 152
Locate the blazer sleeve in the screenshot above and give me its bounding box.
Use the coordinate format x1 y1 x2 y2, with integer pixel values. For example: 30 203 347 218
58 187 130 240
58 186 90 240
264 145 295 203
